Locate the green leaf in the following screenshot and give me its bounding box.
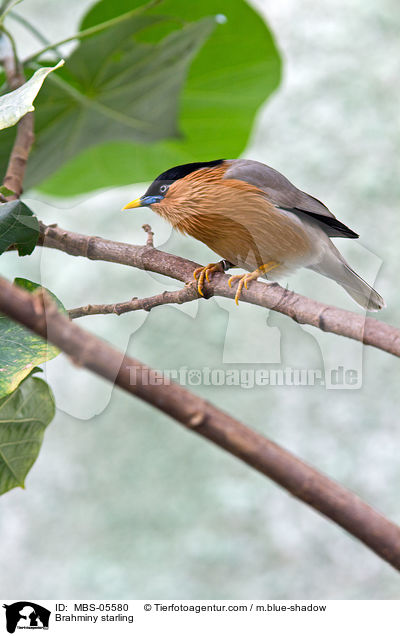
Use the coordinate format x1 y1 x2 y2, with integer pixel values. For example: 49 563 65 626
0 10 215 190
0 375 55 494
38 0 281 196
0 278 65 399
0 185 15 197
0 200 39 256
0 60 64 130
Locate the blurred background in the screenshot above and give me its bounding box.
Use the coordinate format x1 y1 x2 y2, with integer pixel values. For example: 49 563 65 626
1 0 400 598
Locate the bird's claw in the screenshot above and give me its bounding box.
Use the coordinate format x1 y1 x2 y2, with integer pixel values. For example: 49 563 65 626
228 274 248 305
193 262 224 297
228 261 279 305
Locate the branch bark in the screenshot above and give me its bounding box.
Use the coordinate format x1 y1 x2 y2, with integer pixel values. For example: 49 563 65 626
1 275 400 570
68 286 197 319
3 111 34 198
39 222 400 359
0 31 35 198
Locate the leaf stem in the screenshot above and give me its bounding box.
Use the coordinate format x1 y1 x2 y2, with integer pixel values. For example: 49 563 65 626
24 0 164 63
0 0 22 21
0 26 23 90
8 10 63 57
0 26 19 71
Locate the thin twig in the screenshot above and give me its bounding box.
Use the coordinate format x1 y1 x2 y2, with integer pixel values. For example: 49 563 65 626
68 286 197 319
142 223 154 247
1 276 400 570
38 222 400 359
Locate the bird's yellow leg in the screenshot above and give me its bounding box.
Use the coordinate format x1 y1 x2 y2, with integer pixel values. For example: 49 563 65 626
193 262 226 297
228 261 280 305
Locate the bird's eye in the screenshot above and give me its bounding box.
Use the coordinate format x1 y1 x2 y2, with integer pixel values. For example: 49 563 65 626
159 184 168 194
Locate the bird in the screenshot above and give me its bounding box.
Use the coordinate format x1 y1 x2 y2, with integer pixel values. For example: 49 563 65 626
123 159 385 310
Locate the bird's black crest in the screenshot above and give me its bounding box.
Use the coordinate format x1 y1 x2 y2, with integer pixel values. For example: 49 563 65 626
156 159 224 183
144 160 224 197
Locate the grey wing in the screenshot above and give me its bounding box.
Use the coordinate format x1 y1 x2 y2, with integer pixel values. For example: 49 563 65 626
223 159 358 239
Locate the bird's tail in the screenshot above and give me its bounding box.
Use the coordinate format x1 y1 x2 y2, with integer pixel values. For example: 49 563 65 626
309 246 385 311
338 265 385 311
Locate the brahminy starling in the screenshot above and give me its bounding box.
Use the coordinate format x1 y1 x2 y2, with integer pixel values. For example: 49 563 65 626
123 159 384 310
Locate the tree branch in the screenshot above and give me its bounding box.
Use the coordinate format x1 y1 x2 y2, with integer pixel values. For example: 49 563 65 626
68 224 197 318
68 286 197 319
1 275 400 570
39 222 400 358
0 30 34 198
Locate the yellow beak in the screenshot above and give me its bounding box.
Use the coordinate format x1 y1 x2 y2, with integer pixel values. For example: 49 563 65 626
122 197 142 210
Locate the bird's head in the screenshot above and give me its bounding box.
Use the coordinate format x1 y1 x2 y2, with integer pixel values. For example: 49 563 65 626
122 160 226 218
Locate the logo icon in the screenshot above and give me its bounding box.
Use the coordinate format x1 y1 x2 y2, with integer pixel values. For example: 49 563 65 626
2 602 50 633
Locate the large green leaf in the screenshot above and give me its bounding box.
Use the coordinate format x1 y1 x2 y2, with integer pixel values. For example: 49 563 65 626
0 278 65 398
30 0 280 195
0 60 64 131
0 201 39 256
0 8 215 192
0 375 55 494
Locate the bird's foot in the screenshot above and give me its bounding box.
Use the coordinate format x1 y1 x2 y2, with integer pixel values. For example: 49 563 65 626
193 260 232 297
228 261 279 305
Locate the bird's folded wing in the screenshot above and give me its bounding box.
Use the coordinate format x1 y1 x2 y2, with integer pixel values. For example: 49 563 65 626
223 159 358 239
